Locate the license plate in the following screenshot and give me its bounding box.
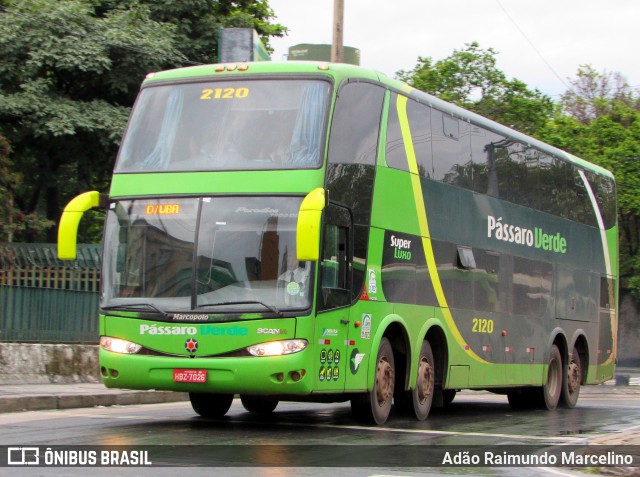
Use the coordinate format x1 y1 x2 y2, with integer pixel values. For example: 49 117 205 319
173 369 207 383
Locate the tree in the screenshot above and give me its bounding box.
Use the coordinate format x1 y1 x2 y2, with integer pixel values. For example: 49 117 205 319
397 42 554 135
0 0 184 242
0 0 286 243
400 45 640 297
561 65 638 125
538 66 640 296
103 0 286 65
0 133 54 242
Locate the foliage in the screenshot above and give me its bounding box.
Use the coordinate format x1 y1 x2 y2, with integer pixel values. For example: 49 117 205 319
0 0 286 243
96 0 287 65
538 67 640 296
561 65 639 125
401 48 640 296
397 42 554 135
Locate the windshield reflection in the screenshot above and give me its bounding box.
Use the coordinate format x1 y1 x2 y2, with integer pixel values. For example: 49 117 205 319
116 80 330 172
102 197 313 314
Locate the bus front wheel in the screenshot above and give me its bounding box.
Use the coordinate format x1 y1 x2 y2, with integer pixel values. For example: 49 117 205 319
240 395 279 414
351 337 395 425
189 392 234 418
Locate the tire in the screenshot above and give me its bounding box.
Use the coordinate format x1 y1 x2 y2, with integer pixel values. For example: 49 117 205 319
409 341 435 420
442 389 457 407
240 395 279 414
538 344 563 410
350 337 395 425
561 346 581 408
189 392 234 418
507 388 536 410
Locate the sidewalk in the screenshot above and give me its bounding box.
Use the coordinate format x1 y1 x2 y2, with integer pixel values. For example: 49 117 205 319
0 382 188 414
1 368 639 415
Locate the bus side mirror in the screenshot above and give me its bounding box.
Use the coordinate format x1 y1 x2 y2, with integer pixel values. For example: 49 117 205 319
57 191 105 260
296 188 326 262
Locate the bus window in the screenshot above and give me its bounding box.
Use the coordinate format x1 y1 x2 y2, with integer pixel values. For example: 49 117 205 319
504 142 537 209
385 94 432 176
385 93 408 171
587 172 617 229
319 204 353 311
473 250 500 313
328 81 384 165
432 110 471 187
116 80 331 172
512 257 552 317
600 276 616 310
570 169 598 227
470 126 506 196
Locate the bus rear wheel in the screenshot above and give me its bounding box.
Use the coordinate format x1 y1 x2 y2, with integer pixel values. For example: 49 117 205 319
538 344 563 410
240 395 279 414
410 341 435 420
507 345 563 410
351 337 395 425
189 392 234 418
561 346 581 408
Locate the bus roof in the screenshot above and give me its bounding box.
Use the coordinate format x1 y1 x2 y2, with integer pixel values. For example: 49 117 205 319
142 61 613 181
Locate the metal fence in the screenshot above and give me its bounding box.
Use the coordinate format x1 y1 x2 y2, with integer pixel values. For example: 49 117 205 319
0 243 101 343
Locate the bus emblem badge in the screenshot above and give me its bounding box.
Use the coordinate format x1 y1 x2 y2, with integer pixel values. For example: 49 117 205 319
185 338 198 353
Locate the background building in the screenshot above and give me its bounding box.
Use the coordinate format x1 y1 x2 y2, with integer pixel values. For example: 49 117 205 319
288 43 360 65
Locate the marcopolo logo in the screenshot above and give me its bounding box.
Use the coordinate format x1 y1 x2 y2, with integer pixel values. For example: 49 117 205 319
390 235 412 260
487 215 567 254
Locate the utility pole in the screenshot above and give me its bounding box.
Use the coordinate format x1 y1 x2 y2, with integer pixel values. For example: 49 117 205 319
331 0 344 63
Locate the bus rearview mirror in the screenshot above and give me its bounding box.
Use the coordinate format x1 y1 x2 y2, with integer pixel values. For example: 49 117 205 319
57 191 105 260
296 188 326 262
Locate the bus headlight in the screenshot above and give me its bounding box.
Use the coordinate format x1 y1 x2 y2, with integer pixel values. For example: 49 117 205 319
247 339 307 357
100 336 142 354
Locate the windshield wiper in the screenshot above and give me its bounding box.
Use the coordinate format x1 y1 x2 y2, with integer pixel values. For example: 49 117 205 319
102 303 171 320
197 301 282 316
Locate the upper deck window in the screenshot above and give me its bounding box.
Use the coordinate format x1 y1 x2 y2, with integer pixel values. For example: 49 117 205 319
115 79 331 172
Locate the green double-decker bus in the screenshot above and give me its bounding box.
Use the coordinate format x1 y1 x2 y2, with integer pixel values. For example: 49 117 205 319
58 61 617 425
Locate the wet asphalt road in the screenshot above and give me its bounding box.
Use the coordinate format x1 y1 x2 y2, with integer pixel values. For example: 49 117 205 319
1 387 639 476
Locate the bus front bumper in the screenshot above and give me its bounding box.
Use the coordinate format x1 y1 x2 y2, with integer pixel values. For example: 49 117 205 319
99 348 314 395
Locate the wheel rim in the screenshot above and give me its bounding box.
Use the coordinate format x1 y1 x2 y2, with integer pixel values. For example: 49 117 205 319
416 357 434 404
567 359 580 394
376 357 394 406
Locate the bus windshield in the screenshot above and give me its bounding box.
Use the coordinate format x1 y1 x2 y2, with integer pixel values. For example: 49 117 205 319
102 196 313 314
115 79 331 172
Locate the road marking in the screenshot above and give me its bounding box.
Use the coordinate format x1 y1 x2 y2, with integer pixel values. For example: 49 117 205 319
534 467 582 477
274 422 587 444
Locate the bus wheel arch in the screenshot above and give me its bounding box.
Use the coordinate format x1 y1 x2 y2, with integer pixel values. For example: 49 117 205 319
351 336 395 424
351 321 409 425
426 326 449 408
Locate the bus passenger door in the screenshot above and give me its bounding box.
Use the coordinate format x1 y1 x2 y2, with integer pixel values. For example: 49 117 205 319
314 204 353 392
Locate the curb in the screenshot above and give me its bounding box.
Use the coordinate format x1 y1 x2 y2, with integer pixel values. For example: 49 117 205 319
0 391 189 414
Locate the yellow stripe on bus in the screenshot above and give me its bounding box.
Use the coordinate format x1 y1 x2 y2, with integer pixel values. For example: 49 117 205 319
396 95 488 364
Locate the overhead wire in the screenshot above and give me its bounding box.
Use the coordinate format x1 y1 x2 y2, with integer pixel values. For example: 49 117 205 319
495 0 573 94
